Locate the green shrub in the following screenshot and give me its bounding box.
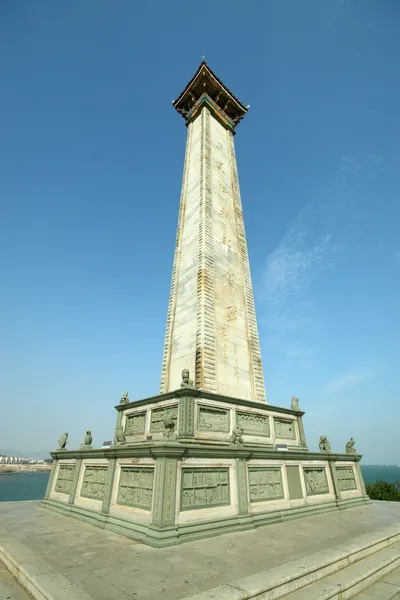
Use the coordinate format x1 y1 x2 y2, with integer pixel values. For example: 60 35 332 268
366 480 400 501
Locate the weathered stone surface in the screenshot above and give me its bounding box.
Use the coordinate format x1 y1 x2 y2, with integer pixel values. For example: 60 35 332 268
1 501 400 600
160 105 267 402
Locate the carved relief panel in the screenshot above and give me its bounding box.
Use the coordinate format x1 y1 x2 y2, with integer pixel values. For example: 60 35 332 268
303 467 329 495
274 418 296 440
198 406 230 432
117 467 155 510
236 412 270 436
80 466 108 501
248 467 284 502
125 412 146 435
336 466 357 491
150 405 178 433
55 464 76 495
181 468 230 510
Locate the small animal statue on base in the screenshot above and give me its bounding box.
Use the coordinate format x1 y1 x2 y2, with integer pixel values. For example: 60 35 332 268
114 424 126 445
346 438 357 454
80 430 93 449
120 392 129 404
58 432 68 450
319 435 332 453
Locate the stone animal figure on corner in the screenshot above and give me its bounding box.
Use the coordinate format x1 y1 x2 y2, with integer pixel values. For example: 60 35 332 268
114 424 126 445
120 392 129 404
58 432 68 450
346 438 356 454
319 436 331 453
291 397 300 411
230 426 244 446
181 368 194 388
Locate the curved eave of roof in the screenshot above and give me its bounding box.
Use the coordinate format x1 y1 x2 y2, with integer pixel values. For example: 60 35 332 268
173 60 248 114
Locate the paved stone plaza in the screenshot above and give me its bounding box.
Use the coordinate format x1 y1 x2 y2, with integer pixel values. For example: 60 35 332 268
1 500 399 600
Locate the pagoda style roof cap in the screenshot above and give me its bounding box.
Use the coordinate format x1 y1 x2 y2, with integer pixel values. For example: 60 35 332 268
173 61 249 127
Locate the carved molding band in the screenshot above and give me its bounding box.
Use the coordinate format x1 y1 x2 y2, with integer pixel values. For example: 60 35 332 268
80 466 108 501
304 467 329 496
55 464 76 495
336 466 357 491
248 467 284 502
274 418 296 440
117 467 155 510
237 411 270 436
125 412 146 435
181 467 230 510
198 405 230 432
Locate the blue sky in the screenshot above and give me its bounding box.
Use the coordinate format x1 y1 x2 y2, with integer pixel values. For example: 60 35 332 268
1 1 399 462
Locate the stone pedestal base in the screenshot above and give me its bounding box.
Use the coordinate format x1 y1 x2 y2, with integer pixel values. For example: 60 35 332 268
42 389 368 547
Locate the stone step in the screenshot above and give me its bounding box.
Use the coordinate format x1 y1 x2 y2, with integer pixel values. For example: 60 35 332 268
181 524 400 600
352 566 400 599
280 544 400 600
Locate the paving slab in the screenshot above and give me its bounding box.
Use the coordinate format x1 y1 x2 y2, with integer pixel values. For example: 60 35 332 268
0 500 399 600
0 562 32 600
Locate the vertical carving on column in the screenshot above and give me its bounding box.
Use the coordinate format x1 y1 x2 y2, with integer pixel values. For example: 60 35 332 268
297 417 307 447
44 460 58 499
237 459 249 514
152 458 178 527
196 108 217 390
227 131 266 402
101 458 117 514
160 124 193 393
68 459 82 505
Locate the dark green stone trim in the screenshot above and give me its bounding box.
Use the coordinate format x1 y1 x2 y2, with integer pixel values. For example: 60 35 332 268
101 458 116 514
44 460 58 499
152 458 178 528
68 459 82 505
51 443 361 464
236 459 249 515
328 462 341 500
297 416 307 447
115 387 304 418
42 493 369 548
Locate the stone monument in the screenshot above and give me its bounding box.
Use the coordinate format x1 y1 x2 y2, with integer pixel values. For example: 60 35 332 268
42 61 368 547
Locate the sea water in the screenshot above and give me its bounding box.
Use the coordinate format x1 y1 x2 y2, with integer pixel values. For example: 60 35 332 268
0 472 50 502
0 466 399 502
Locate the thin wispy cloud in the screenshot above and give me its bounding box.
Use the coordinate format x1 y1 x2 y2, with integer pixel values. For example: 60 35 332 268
264 204 333 309
324 369 369 393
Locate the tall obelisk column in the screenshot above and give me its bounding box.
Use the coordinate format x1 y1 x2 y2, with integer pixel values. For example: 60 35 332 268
160 62 266 402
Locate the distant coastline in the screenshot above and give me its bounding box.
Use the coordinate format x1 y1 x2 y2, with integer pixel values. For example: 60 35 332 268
0 464 51 476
